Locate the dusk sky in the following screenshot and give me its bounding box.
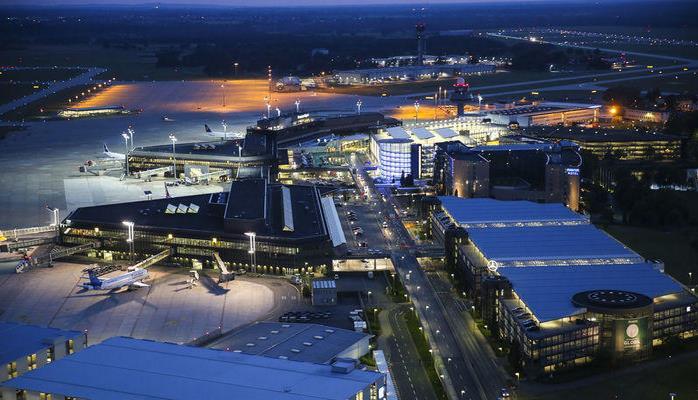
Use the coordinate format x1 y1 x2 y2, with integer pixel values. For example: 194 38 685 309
1 0 623 6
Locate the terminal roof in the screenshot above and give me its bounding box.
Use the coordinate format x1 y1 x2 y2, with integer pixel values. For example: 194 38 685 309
211 322 367 364
0 323 83 366
3 337 383 400
66 182 326 240
498 264 685 322
438 197 588 226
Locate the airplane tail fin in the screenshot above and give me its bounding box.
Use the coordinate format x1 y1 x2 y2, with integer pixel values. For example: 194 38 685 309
103 143 109 153
205 124 212 133
86 270 101 286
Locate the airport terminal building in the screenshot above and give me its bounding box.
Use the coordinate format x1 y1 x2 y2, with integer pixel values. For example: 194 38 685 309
61 179 346 274
429 197 698 375
1 337 386 400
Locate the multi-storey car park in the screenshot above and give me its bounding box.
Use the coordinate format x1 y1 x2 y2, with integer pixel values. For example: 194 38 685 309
427 197 697 376
60 178 346 274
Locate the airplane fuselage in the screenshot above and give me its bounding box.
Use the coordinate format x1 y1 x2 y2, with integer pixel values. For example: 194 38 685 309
82 268 149 291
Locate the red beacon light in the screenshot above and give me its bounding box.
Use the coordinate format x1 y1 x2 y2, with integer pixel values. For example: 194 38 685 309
453 77 469 88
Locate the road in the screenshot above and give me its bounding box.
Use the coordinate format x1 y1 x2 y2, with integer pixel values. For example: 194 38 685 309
350 155 506 400
0 67 107 117
378 305 438 400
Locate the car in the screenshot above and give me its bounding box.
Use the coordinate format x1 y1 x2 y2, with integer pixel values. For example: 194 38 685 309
334 274 339 279
500 388 511 398
359 241 367 247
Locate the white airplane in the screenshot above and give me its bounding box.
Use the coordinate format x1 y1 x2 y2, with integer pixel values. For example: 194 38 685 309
80 267 150 291
102 144 125 160
205 124 245 140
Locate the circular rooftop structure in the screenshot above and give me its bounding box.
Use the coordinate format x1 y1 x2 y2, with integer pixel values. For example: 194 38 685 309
572 290 653 314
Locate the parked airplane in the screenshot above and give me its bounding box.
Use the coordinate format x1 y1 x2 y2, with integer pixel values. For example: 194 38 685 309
102 144 125 160
205 124 245 140
80 267 150 291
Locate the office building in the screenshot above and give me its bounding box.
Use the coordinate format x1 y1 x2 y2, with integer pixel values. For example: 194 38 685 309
0 323 86 381
484 103 601 127
1 337 387 400
368 117 507 181
495 264 697 375
427 197 698 375
433 139 581 209
525 126 682 162
61 179 345 274
333 64 495 86
312 279 339 306
431 196 698 375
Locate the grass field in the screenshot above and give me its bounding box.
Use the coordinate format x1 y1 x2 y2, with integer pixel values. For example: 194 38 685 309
0 68 84 83
0 83 42 104
522 356 698 400
602 225 697 285
603 72 698 94
1 45 206 81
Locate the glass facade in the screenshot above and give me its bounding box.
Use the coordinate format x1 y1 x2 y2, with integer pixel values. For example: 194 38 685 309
377 140 413 180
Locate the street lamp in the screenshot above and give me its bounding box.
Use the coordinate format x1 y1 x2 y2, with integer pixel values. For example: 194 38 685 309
122 221 135 262
168 134 177 179
356 99 362 115
414 100 420 123
121 133 130 176
295 99 300 113
233 62 239 77
477 94 483 110
221 84 226 107
275 107 281 117
245 232 257 273
127 127 135 150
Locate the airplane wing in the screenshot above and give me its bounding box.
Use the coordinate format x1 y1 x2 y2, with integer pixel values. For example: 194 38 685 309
130 281 150 288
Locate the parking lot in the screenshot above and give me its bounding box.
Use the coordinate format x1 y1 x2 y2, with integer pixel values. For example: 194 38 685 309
337 199 390 256
0 261 301 344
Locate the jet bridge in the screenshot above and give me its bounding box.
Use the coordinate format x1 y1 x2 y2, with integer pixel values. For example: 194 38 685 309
212 251 235 282
131 248 172 270
193 169 231 184
16 241 101 273
136 166 172 182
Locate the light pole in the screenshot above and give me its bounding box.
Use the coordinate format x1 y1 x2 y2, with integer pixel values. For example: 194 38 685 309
689 272 693 285
168 134 177 179
128 127 135 150
295 99 300 113
122 221 135 263
121 133 130 176
477 94 483 111
434 90 438 120
221 84 226 107
233 62 239 77
414 100 420 123
356 99 362 115
46 206 59 230
275 107 281 117
245 232 257 273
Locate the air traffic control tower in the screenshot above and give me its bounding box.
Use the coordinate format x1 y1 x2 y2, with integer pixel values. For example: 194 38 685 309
416 23 426 66
450 77 471 116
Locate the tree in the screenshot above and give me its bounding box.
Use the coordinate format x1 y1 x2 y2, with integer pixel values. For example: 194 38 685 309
602 86 642 107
